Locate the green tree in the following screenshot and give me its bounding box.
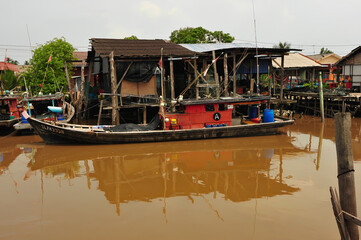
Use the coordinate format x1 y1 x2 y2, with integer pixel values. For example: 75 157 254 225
170 27 234 44
23 37 75 95
6 57 19 65
211 31 235 43
124 35 138 40
274 42 291 49
320 47 333 54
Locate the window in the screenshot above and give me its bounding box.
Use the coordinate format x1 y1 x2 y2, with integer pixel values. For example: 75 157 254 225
205 104 215 112
218 104 227 111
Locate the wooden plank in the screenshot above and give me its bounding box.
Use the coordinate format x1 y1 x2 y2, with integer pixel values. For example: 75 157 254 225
343 211 361 227
97 99 104 125
116 61 133 90
64 62 74 104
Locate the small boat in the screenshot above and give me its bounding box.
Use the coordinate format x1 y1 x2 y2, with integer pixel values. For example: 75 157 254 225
23 95 294 144
14 93 75 132
0 94 21 135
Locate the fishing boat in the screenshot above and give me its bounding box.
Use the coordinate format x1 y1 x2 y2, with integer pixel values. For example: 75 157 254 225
0 94 21 135
14 93 75 132
23 95 294 144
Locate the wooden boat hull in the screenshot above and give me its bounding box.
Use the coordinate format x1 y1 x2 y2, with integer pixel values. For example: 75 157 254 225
0 119 20 135
26 116 294 145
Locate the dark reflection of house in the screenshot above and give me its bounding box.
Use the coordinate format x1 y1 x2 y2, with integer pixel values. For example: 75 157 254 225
24 135 309 215
92 149 299 206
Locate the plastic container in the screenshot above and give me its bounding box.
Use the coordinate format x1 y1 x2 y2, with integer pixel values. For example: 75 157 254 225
249 105 258 119
57 114 65 121
263 109 274 123
21 116 28 123
48 106 63 113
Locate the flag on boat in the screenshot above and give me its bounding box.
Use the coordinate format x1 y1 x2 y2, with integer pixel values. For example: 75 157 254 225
203 55 221 76
158 55 162 69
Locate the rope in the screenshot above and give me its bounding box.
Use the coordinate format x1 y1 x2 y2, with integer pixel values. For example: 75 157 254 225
337 169 355 178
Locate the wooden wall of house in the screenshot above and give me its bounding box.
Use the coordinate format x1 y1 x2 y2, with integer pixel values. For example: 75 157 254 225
344 52 361 65
121 76 157 96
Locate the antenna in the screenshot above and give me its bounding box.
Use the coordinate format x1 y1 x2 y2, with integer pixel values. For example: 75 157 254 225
26 24 37 95
252 0 259 94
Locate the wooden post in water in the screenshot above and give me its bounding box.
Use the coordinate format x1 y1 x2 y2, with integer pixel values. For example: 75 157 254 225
334 112 359 239
319 72 325 122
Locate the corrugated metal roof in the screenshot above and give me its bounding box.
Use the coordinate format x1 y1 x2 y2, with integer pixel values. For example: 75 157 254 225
180 43 255 52
272 53 323 69
91 38 198 58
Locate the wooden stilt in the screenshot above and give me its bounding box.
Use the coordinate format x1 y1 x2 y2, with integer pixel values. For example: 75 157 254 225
170 58 175 100
109 51 119 125
223 53 229 97
212 51 220 99
280 55 285 101
233 54 236 97
194 58 199 99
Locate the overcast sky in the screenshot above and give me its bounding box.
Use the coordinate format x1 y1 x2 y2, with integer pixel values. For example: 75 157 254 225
2 0 360 64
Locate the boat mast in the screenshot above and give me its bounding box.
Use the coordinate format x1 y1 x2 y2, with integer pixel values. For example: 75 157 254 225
252 0 259 94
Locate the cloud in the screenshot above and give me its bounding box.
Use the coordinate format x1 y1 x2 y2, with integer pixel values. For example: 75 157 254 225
168 7 178 16
140 1 161 19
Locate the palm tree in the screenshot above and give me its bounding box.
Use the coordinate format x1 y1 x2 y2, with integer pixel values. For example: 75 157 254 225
274 42 291 49
320 47 333 54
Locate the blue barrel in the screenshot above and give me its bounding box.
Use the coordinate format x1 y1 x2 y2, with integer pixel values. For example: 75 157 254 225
263 109 274 123
249 105 258 119
21 116 28 123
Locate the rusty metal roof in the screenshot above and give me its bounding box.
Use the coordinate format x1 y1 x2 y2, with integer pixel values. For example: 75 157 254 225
0 62 19 72
90 38 198 59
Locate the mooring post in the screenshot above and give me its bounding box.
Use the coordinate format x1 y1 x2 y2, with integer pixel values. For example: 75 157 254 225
334 112 359 239
319 72 325 122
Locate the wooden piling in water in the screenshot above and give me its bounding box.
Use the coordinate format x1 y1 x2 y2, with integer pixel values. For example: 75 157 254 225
334 112 359 239
319 72 325 122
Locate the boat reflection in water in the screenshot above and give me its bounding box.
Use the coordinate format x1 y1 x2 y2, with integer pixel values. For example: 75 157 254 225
20 134 312 216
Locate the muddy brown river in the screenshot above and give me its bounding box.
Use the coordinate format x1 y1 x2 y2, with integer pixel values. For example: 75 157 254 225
1 116 360 239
